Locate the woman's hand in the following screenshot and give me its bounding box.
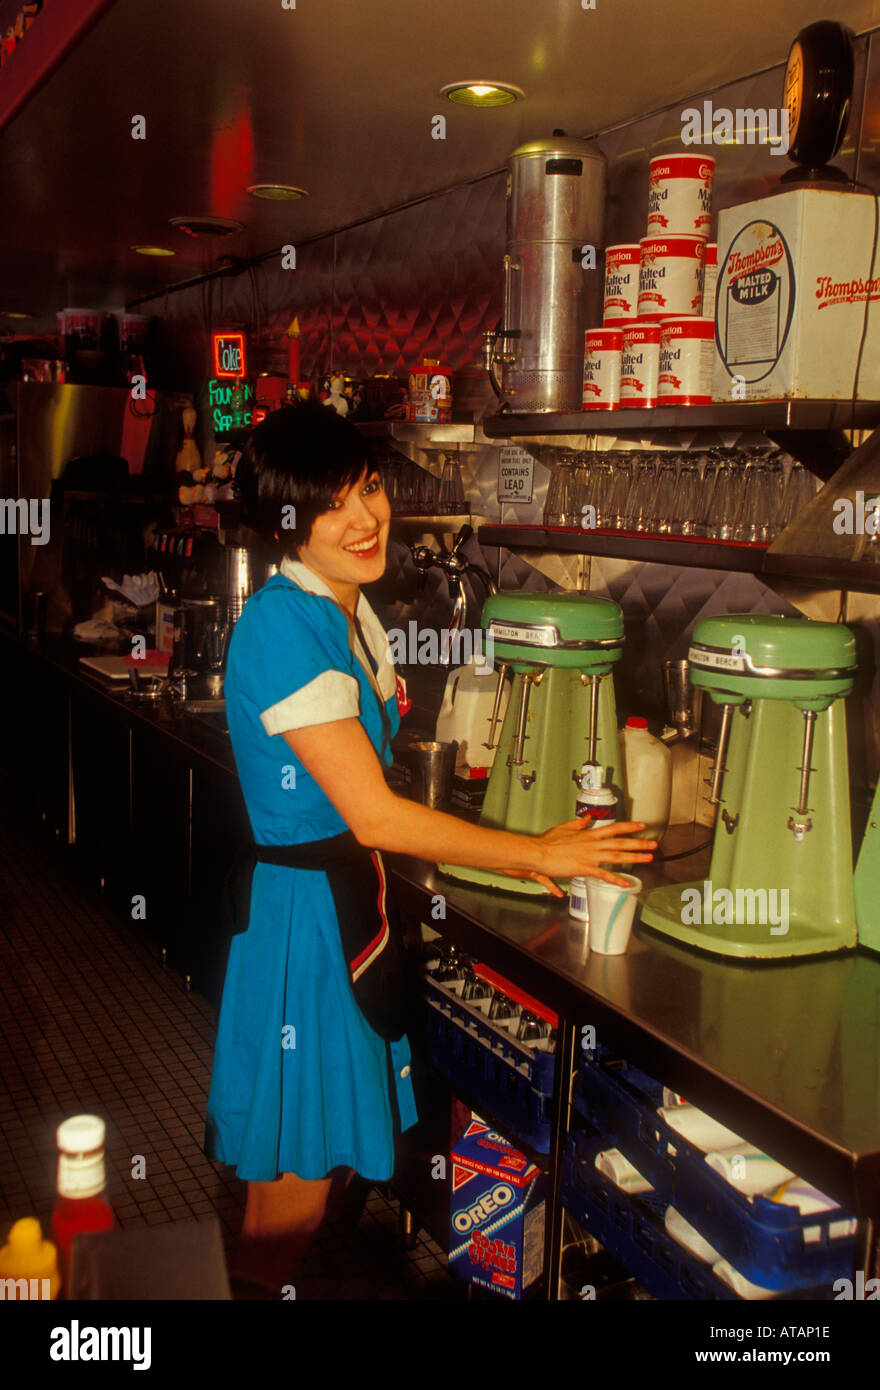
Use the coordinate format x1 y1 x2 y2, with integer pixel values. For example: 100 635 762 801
500 817 658 898
281 719 657 892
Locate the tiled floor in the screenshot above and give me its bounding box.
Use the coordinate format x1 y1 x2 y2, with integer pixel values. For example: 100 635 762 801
0 777 459 1300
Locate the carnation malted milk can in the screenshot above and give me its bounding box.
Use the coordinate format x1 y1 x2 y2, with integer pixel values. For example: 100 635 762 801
483 136 606 412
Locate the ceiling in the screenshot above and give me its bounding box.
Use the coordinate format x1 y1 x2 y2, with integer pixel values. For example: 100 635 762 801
3 0 880 328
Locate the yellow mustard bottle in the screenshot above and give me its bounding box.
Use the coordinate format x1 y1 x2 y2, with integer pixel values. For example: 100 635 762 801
0 1217 61 1300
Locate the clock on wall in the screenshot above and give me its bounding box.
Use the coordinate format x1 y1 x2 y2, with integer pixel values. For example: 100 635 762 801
782 19 855 179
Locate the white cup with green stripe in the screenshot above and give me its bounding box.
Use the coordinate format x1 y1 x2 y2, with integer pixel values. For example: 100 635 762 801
586 875 642 955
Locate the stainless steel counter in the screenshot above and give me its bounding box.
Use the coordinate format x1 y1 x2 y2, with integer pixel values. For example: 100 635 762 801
390 843 880 1221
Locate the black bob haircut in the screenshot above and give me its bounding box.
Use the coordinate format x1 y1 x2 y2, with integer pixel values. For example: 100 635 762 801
234 399 374 557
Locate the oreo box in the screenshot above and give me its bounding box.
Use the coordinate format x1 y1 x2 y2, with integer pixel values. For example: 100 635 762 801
449 1118 545 1299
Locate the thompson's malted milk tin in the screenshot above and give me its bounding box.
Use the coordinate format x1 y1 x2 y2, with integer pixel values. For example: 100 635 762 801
582 328 622 410
602 244 640 324
658 317 715 405
620 323 661 408
638 236 706 321
713 189 880 402
647 153 714 236
701 243 718 317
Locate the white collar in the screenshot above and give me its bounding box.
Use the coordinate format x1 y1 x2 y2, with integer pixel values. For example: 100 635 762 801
279 556 396 701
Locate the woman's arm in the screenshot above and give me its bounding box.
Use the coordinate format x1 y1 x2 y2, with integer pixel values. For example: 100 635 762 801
283 718 656 897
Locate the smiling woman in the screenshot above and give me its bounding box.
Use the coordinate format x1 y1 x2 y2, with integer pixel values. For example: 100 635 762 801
232 398 378 570
206 400 655 1295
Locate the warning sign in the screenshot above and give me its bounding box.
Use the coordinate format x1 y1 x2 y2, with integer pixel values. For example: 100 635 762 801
497 447 534 503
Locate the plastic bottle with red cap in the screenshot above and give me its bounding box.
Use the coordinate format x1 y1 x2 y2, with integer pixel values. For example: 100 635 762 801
621 716 672 841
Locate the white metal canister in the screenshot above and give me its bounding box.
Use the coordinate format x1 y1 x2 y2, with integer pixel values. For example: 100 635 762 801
658 317 715 406
582 327 622 410
701 243 718 317
602 244 640 323
637 235 706 321
620 323 661 408
647 153 714 236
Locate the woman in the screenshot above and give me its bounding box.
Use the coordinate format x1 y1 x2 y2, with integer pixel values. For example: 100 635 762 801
205 400 656 1294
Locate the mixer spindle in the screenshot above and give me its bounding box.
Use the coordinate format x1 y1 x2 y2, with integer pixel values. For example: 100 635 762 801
707 703 734 805
483 664 510 750
789 711 817 828
509 671 542 767
581 673 601 764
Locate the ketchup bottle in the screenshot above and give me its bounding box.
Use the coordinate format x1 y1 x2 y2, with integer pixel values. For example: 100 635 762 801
51 1114 115 1285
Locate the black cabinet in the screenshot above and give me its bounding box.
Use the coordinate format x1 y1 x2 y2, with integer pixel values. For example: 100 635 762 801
0 642 69 839
0 633 258 1007
129 727 191 971
70 693 131 910
189 759 250 1007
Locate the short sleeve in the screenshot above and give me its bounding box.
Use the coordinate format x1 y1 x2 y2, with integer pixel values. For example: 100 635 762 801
227 584 360 736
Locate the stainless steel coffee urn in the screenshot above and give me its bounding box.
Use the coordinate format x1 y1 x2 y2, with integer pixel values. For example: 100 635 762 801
483 136 606 412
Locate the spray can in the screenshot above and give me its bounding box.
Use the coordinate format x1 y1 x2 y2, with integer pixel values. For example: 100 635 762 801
575 762 619 822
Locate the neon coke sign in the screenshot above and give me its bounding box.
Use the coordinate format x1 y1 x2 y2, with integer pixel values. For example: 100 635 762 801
212 332 247 378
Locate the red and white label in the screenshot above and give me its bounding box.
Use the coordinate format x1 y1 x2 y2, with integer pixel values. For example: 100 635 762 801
726 239 785 284
638 236 706 321
702 242 718 316
658 317 715 405
648 154 714 235
602 243 640 322
620 323 661 408
582 328 622 410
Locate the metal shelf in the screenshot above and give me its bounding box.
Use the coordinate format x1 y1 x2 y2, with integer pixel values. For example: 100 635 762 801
477 524 769 574
762 551 880 594
390 513 472 525
355 419 475 443
479 525 880 592
482 400 880 438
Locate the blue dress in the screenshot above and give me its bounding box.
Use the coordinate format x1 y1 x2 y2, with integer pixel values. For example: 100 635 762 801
205 559 419 1182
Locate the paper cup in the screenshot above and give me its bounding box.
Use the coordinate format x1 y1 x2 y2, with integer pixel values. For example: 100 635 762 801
586 874 641 955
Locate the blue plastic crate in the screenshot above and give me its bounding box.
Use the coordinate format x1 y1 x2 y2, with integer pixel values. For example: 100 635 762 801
571 1047 858 1292
423 978 555 1153
561 1133 737 1300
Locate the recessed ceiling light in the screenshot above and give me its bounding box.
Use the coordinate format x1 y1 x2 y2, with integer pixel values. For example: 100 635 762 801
246 183 309 200
169 215 244 238
132 245 175 257
440 81 523 107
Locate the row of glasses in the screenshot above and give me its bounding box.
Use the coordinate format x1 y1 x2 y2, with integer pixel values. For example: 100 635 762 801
375 447 441 514
543 448 820 542
427 950 555 1048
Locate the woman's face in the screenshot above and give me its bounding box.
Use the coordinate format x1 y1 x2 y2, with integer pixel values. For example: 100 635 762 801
297 465 390 593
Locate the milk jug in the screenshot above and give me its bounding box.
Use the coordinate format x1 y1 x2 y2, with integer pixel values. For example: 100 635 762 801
621 717 672 841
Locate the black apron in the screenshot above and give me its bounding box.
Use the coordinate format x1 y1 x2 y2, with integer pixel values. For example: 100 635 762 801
220 602 413 1044
220 832 412 1043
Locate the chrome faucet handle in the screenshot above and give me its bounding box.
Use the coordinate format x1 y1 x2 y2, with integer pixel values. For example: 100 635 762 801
409 542 438 592
449 523 474 556
440 589 467 666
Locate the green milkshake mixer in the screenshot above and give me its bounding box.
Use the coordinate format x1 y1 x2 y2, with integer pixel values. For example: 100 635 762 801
640 614 860 959
440 591 625 895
